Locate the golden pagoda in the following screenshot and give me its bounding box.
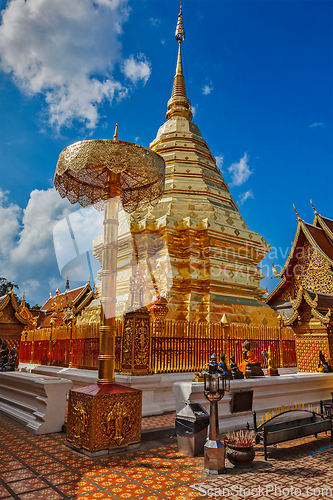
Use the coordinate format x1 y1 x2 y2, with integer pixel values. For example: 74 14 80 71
94 6 277 325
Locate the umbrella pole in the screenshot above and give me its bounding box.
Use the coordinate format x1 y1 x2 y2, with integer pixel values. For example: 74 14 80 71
98 171 121 384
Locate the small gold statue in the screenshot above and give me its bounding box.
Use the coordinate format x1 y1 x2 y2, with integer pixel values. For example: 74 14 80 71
266 345 279 376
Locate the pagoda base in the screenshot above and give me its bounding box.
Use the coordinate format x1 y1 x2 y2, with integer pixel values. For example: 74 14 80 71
66 383 142 456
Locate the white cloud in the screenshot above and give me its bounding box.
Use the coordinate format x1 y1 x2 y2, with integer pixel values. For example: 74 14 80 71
150 17 161 26
122 54 151 85
0 187 78 304
309 122 325 129
0 190 21 258
135 136 139 142
191 104 197 118
202 81 214 95
238 189 254 205
11 188 74 265
215 155 224 173
21 279 40 297
0 0 151 130
228 153 253 187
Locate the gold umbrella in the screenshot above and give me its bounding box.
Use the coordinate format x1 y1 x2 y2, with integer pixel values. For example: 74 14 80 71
54 131 165 384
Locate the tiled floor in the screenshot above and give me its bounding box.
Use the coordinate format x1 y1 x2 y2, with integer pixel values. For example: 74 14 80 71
0 413 332 499
141 414 175 431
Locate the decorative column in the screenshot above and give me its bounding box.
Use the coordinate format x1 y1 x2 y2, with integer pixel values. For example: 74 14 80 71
98 171 121 384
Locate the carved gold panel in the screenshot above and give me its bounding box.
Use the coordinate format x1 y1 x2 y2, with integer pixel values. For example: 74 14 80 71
66 384 142 453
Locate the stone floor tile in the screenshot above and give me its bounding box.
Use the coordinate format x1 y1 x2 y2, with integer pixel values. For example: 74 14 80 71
24 456 56 467
99 458 138 470
167 470 207 482
0 460 25 472
62 457 95 468
41 445 67 454
14 450 43 459
135 495 166 500
0 469 37 482
74 493 114 500
172 457 204 467
123 466 158 479
108 482 151 499
151 460 183 473
0 486 11 499
32 463 69 475
56 479 98 496
18 489 64 500
139 475 179 490
9 478 48 495
0 453 16 462
133 454 164 465
52 451 81 460
43 470 82 485
75 465 112 477
163 485 203 499
91 472 128 487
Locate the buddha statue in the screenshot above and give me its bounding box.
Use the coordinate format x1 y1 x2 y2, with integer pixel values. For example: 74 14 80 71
0 340 9 367
318 351 332 373
1 348 16 371
218 353 231 379
239 339 264 378
266 345 279 376
229 356 244 379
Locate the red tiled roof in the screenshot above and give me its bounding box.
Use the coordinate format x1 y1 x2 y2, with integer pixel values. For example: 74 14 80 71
41 284 90 312
40 312 65 328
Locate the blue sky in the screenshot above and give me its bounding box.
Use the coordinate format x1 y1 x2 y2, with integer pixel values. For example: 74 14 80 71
0 0 332 306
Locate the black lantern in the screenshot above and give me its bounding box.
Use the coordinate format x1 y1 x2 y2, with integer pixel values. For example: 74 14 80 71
203 353 230 474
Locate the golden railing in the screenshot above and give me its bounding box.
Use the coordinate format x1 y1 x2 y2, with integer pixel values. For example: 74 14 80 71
149 320 296 374
20 319 296 373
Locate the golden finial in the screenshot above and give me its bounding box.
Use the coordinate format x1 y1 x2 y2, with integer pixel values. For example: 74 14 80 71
66 277 70 290
293 204 302 221
175 3 185 42
166 4 192 121
56 288 61 296
113 123 118 141
272 262 279 278
221 313 229 325
310 199 318 214
21 292 25 308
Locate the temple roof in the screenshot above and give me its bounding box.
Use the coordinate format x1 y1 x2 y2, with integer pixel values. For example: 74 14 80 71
312 201 333 241
39 282 96 328
267 204 333 304
307 289 333 310
273 211 333 281
0 288 31 325
41 283 92 313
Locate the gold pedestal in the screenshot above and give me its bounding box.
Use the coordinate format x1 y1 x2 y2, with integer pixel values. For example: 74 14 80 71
66 383 142 456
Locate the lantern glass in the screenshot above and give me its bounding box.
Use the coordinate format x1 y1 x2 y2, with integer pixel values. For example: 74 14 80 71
210 373 219 393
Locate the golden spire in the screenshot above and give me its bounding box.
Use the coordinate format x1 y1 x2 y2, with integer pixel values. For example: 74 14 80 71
166 4 193 121
293 204 302 221
113 123 118 140
310 199 318 215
